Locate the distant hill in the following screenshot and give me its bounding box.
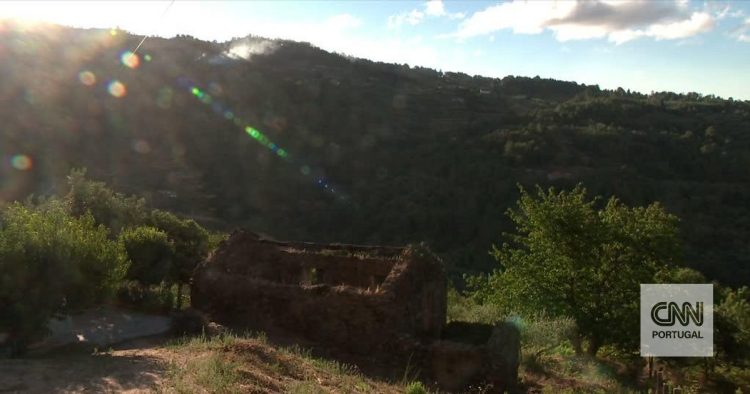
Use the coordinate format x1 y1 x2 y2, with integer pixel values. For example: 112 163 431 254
1 22 748 286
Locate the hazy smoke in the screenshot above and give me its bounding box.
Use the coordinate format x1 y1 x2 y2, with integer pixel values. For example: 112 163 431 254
226 39 278 60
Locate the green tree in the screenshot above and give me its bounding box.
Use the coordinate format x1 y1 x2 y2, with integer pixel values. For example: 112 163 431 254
148 210 209 304
119 226 175 286
0 201 127 354
64 169 148 235
476 185 681 355
716 286 750 364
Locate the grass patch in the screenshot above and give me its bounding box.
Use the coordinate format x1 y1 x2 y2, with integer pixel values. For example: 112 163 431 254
447 287 505 324
288 380 327 394
167 330 267 351
168 354 241 394
404 381 428 394
163 331 405 393
282 343 375 392
167 332 236 351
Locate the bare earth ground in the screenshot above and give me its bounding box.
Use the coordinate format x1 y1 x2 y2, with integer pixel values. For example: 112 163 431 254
0 337 169 393
0 334 407 394
0 304 408 394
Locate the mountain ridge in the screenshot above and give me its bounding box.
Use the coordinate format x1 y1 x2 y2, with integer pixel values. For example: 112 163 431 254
1 22 748 285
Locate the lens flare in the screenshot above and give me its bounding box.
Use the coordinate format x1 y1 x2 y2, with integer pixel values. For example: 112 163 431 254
78 70 96 86
120 50 140 69
144 54 152 62
10 154 32 171
108 80 127 98
181 79 343 198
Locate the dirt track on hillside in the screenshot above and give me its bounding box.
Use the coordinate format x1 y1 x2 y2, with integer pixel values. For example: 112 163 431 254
0 338 170 393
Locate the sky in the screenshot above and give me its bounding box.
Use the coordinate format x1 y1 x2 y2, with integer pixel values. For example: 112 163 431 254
1 0 749 99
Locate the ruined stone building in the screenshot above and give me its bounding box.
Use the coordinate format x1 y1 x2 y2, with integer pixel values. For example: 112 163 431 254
192 230 518 392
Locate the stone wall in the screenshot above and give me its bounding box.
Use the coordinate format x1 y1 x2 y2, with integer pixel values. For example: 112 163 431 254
191 230 446 353
191 229 519 392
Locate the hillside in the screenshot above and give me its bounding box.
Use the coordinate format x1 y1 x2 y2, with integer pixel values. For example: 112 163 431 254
0 333 409 393
1 21 748 285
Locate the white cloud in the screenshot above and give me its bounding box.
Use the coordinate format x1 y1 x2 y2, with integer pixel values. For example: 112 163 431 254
326 14 363 30
453 0 716 44
712 3 744 20
453 1 571 37
734 18 750 43
388 9 425 29
644 12 713 40
388 0 464 29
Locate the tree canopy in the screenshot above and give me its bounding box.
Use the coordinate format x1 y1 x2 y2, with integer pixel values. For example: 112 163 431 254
472 185 681 355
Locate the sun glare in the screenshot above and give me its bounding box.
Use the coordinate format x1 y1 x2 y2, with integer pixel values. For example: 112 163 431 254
0 1 173 37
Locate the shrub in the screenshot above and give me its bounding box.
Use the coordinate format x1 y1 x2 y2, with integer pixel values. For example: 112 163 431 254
0 201 127 353
515 313 577 357
119 226 175 285
116 281 176 313
447 287 505 324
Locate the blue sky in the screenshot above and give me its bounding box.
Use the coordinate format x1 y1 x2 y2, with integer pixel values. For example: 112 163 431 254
2 0 749 99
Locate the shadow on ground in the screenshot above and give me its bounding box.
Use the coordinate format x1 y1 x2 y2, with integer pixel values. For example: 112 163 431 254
0 337 168 393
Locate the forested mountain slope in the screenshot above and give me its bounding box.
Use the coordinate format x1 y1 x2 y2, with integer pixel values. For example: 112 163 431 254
1 22 748 285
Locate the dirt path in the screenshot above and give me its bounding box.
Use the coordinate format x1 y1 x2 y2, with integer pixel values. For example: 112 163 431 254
0 338 172 393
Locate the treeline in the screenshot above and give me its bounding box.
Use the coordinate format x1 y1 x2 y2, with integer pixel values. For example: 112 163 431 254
0 24 749 287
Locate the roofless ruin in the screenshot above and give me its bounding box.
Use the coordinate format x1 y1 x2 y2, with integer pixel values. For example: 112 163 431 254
191 230 519 391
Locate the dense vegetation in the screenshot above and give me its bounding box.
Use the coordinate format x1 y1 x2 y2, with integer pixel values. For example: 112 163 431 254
0 170 214 354
462 186 750 391
0 23 748 287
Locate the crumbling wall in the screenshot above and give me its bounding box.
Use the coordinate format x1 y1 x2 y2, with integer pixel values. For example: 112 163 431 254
432 322 520 392
191 230 446 352
191 230 518 392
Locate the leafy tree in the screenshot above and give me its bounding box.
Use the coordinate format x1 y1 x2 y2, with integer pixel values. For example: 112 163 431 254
64 169 148 235
716 286 750 364
119 226 175 286
147 210 209 304
474 185 681 355
0 201 127 354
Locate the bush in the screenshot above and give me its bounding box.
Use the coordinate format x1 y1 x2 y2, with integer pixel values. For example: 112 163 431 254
0 201 127 353
447 289 576 356
120 226 175 285
116 281 176 313
447 287 505 324
515 313 577 356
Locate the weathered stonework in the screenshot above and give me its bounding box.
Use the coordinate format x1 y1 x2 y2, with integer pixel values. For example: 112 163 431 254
191 229 519 392
191 230 446 352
